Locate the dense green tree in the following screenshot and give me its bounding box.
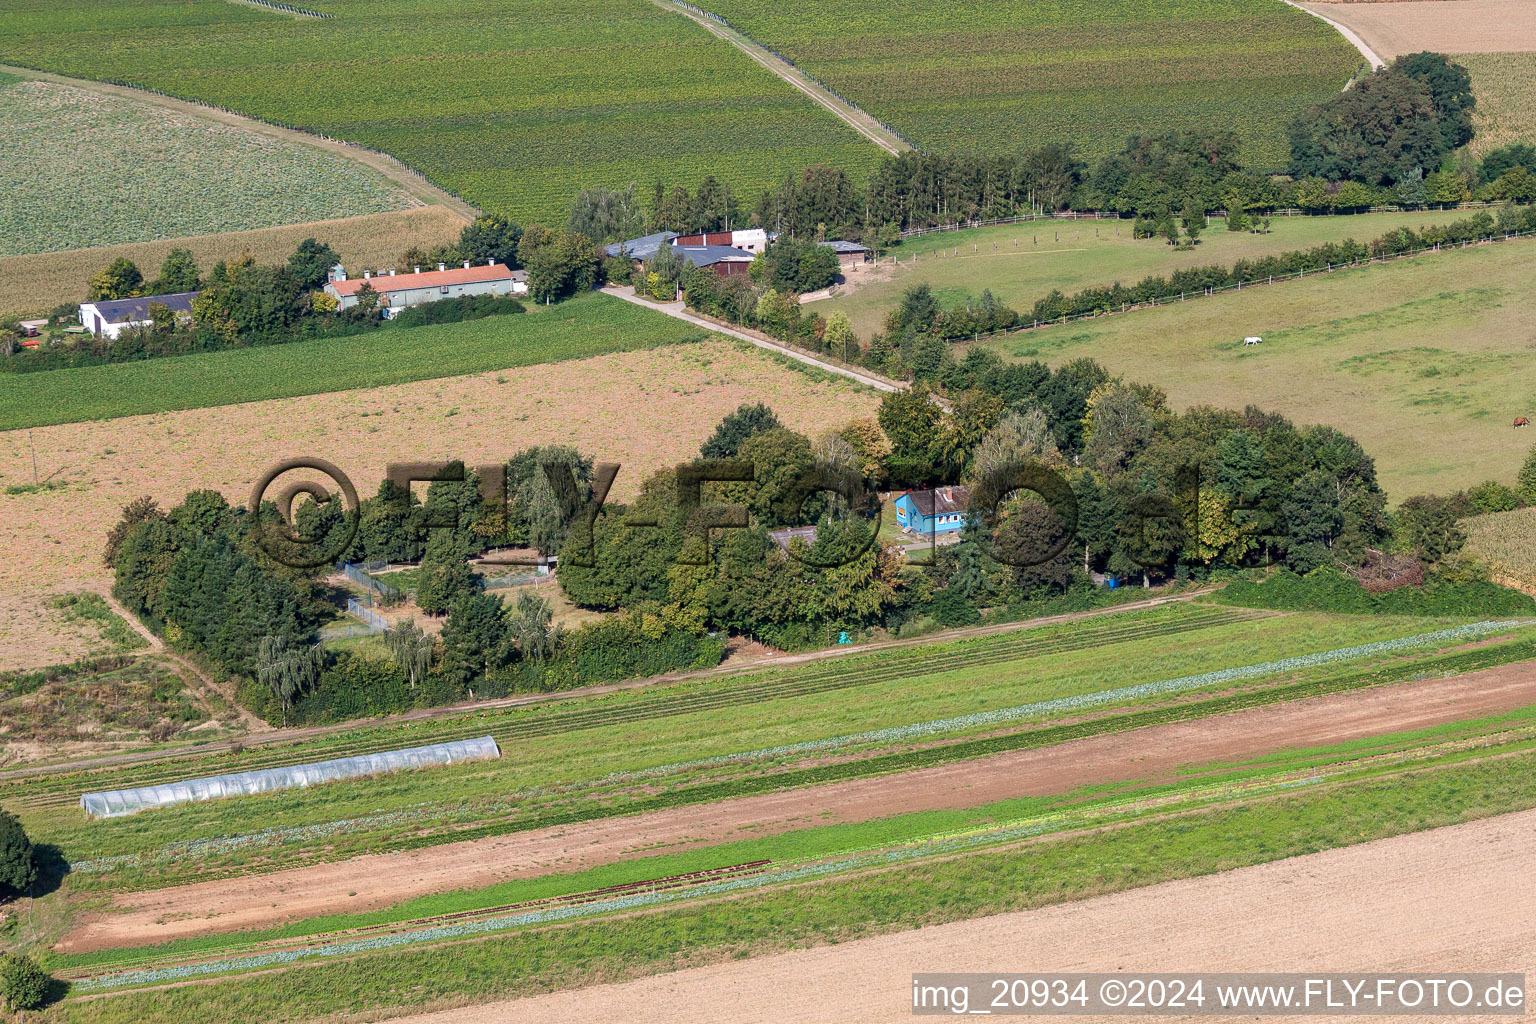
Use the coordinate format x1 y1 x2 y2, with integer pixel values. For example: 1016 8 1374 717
256 634 321 724
1478 143 1536 183
1287 67 1446 185
519 225 604 301
286 238 340 291
414 533 480 616
385 618 434 689
878 381 944 485
1393 51 1475 152
0 954 49 1012
1517 445 1536 506
87 257 144 301
567 185 646 244
440 592 511 685
458 213 524 268
994 497 1077 597
155 248 201 293
0 809 35 896
1395 493 1467 564
701 403 783 460
752 236 840 293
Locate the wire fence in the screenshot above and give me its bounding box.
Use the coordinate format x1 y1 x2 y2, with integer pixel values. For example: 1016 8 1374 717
336 562 402 604
347 597 389 632
231 0 332 17
482 572 544 590
963 227 1534 343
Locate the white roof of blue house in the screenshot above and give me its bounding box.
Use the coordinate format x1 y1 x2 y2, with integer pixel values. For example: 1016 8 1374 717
674 244 755 268
819 240 870 254
604 231 679 260
86 291 200 323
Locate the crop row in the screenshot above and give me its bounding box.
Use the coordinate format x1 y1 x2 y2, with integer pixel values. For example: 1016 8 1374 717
71 715 1536 991
9 606 1254 806
66 626 1536 889
700 0 1361 165
0 0 883 224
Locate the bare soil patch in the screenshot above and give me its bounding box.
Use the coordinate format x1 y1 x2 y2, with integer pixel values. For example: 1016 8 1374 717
0 588 113 672
1297 0 1536 56
58 660 1536 952
0 340 876 659
399 807 1536 1024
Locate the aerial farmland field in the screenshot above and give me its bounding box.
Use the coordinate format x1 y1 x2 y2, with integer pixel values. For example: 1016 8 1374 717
0 75 417 256
981 236 1536 499
699 0 1362 165
13 604 1536 1019
0 0 884 223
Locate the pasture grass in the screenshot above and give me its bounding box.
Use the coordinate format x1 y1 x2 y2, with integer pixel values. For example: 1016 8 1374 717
46 744 1536 1022
980 237 1536 500
0 0 882 223
0 293 708 430
701 0 1360 165
819 207 1481 339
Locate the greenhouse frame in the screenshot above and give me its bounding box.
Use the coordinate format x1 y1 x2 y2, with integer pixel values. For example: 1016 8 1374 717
80 735 501 818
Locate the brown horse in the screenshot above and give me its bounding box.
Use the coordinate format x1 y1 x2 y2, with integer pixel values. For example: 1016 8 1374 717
1516 417 1531 429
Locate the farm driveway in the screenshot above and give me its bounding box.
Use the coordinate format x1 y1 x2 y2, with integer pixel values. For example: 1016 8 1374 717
60 658 1536 951
399 806 1536 1024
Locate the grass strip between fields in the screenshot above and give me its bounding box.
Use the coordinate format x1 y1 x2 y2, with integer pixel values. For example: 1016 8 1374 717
57 702 1536 980
51 739 1536 1021
0 293 709 431
56 623 1536 896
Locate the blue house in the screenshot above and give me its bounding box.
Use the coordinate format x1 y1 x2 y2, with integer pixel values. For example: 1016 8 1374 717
894 486 971 536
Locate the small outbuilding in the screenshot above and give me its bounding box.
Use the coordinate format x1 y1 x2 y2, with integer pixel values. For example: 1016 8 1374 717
818 240 871 268
78 291 199 339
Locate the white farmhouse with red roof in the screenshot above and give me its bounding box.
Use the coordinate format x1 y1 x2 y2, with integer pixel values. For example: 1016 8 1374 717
324 260 527 316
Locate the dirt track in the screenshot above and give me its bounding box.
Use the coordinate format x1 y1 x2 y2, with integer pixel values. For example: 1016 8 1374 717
60 660 1536 952
394 807 1536 1024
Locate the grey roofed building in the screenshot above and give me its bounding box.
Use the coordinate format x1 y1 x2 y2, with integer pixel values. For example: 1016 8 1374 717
603 231 680 260
817 240 870 254
90 291 200 324
673 244 754 268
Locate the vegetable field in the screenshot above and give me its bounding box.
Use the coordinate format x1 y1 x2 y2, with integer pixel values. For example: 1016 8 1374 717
0 78 414 256
13 606 1520 891
699 0 1362 165
0 0 884 224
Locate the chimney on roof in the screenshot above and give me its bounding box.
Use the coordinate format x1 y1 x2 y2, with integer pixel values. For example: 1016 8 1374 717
487 258 496 265
389 268 396 276
438 262 446 272
463 260 471 269
363 270 371 279
414 265 420 274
